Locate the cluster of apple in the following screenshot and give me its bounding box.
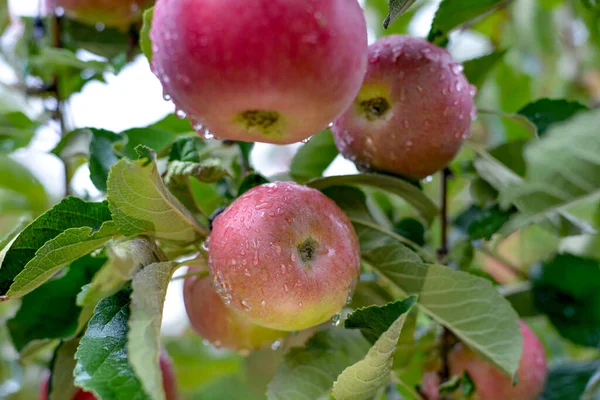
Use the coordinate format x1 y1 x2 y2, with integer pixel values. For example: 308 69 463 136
42 0 549 399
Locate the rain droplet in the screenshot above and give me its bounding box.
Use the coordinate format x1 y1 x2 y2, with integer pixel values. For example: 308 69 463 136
331 314 342 327
95 22 105 32
283 284 289 292
244 269 251 277
241 300 252 311
451 63 464 75
175 109 187 119
298 302 303 308
261 300 267 307
271 340 283 351
280 264 287 274
423 175 434 183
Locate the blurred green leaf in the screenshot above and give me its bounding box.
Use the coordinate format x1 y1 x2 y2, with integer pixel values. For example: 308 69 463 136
518 99 588 137
128 261 177 400
393 218 426 246
238 173 269 197
0 197 113 295
0 112 38 153
454 204 516 240
267 329 371 400
169 137 205 163
0 0 8 36
499 110 600 234
6 255 104 351
463 50 507 89
540 360 600 400
290 130 338 182
532 253 600 348
141 7 154 64
309 174 438 225
165 159 229 185
332 297 417 399
106 148 208 245
428 0 505 45
0 155 49 215
48 338 81 400
74 288 148 400
89 129 127 192
583 368 600 400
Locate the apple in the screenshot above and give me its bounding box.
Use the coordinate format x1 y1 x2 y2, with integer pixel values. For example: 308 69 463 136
208 182 361 331
150 0 368 144
331 35 476 180
40 351 177 399
45 0 154 28
183 268 287 352
449 320 547 400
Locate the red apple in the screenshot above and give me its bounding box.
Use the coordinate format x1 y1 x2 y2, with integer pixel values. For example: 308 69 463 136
331 35 476 180
45 0 154 28
208 182 361 331
183 269 287 352
449 320 547 400
150 0 368 144
40 351 177 399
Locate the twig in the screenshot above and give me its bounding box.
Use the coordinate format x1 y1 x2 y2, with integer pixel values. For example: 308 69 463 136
126 23 140 62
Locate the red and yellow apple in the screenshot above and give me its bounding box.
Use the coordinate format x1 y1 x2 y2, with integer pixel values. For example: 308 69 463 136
45 0 153 28
208 182 361 331
150 0 368 144
449 320 547 400
183 269 286 351
332 35 476 180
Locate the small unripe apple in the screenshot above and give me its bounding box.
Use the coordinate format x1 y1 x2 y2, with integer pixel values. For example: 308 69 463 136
449 320 547 400
45 0 153 28
150 0 368 144
208 182 361 331
40 351 177 399
183 269 286 352
332 35 476 180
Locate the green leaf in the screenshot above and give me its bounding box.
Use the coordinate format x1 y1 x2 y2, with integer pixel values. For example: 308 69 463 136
392 218 426 247
238 173 269 196
383 0 418 28
0 155 49 214
290 130 338 182
472 144 594 236
74 288 148 400
532 253 600 348
6 255 105 351
48 338 81 400
106 149 208 245
267 329 371 400
332 298 417 399
454 204 515 240
462 50 507 89
428 0 505 45
0 0 8 36
169 137 205 163
128 261 177 400
356 223 522 377
539 361 600 400
0 111 38 153
583 369 600 400
7 222 117 298
77 237 166 328
309 174 438 225
140 7 154 63
0 197 113 295
499 110 600 234
518 99 588 136
344 297 418 343
89 129 127 192
165 159 229 184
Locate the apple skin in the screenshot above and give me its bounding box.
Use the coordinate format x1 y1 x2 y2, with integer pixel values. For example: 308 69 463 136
45 0 154 28
449 320 547 400
208 182 361 331
40 351 177 400
150 0 368 144
331 35 476 180
183 269 287 352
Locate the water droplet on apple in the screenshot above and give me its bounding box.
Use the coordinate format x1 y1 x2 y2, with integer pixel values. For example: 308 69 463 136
271 340 283 351
455 81 463 92
261 300 267 307
55 7 65 17
423 175 434 183
469 85 478 97
280 264 287 274
241 300 252 311
298 302 303 308
244 269 251 277
162 91 172 102
175 109 187 119
95 22 105 32
283 284 289 293
405 140 413 149
331 314 342 327
328 122 334 128
451 63 464 75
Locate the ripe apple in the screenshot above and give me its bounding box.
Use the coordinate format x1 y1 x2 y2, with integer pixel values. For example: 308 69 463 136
45 0 154 28
208 182 361 331
183 268 287 352
449 320 547 400
331 35 476 180
40 351 177 399
150 0 368 144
